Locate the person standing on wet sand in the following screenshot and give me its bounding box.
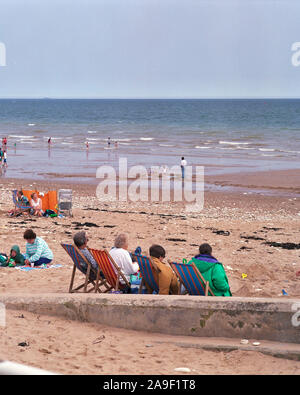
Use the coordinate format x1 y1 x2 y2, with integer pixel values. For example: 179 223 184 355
180 156 187 179
3 150 7 167
107 136 111 148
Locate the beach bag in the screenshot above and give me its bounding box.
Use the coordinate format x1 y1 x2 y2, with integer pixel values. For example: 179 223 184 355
0 254 8 267
43 209 58 218
0 254 7 263
130 272 148 294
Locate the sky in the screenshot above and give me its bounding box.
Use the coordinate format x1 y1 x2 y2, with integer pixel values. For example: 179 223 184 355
0 0 300 98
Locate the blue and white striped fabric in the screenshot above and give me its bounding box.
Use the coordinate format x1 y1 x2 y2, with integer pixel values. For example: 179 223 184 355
25 237 53 264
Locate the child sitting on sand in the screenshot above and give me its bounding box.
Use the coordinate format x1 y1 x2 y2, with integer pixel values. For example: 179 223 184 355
8 245 25 266
0 245 24 267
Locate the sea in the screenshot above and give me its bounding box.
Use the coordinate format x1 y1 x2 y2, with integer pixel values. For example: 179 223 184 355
0 98 300 192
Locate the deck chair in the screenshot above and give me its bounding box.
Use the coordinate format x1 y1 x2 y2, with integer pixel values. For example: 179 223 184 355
169 261 215 296
131 253 160 294
12 190 30 215
88 248 130 293
61 243 109 293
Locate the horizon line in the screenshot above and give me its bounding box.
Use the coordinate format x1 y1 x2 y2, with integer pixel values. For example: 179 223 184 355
0 96 300 100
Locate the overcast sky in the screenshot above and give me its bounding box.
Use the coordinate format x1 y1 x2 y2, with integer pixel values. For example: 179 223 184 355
0 0 299 98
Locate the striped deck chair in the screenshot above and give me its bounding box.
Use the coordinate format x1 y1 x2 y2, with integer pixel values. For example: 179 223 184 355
169 261 215 296
61 243 109 293
88 248 130 293
12 190 30 215
131 253 160 294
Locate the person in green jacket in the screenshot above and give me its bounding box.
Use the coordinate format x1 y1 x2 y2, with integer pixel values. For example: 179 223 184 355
8 245 25 266
0 245 25 267
188 243 232 296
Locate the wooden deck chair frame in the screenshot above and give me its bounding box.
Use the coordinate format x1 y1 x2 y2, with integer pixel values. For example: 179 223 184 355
12 190 30 215
88 248 130 292
131 253 160 294
61 243 109 293
169 260 215 296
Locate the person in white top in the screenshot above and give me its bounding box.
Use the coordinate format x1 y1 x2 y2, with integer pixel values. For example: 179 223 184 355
180 156 187 179
3 150 7 167
30 192 44 216
109 233 139 284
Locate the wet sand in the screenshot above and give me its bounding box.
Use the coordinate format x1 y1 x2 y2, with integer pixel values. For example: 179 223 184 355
206 168 300 195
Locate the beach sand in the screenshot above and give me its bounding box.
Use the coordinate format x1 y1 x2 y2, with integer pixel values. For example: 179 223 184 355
0 169 300 374
2 309 300 375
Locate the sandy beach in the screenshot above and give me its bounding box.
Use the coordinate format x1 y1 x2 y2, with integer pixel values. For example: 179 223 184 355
0 168 300 374
2 308 300 375
1 0 300 377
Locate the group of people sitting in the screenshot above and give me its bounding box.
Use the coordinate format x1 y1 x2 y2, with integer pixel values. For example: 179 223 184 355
0 225 231 296
73 231 232 296
10 190 44 217
0 229 53 268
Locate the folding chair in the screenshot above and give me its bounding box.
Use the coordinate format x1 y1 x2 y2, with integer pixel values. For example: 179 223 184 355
61 243 109 293
12 190 30 215
169 261 215 296
131 253 160 294
88 248 130 293
58 189 73 217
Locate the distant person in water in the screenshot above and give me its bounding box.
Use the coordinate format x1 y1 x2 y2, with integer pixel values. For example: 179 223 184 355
86 141 89 149
107 137 111 148
180 157 187 179
3 150 7 167
48 137 51 145
114 140 118 149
